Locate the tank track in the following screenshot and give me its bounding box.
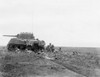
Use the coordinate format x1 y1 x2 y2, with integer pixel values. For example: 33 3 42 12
7 43 45 53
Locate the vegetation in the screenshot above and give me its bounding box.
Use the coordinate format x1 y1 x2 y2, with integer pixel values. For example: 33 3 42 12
0 47 100 77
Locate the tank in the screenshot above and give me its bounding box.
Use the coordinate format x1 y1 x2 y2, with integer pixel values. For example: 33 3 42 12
3 32 35 39
3 32 45 52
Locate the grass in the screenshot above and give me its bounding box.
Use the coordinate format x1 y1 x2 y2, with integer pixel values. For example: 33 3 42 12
52 47 100 77
0 52 67 77
0 46 100 77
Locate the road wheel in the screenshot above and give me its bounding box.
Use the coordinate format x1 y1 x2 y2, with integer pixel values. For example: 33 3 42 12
19 45 26 50
27 45 32 50
8 44 16 51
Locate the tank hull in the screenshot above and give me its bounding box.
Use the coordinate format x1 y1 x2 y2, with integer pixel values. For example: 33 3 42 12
7 38 26 51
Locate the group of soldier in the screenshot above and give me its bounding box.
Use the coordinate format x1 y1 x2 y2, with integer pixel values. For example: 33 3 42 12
26 42 55 53
46 43 55 52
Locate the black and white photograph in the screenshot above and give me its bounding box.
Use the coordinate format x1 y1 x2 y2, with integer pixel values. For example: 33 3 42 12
0 0 100 77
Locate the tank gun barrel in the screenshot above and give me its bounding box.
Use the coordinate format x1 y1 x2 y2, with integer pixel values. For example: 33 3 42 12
3 35 17 37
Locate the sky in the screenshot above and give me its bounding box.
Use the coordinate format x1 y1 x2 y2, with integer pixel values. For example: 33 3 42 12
0 0 100 47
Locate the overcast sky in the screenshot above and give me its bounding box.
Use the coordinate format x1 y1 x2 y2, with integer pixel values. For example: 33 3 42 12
0 0 100 47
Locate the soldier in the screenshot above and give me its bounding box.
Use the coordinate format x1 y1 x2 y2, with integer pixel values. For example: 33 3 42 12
72 51 78 56
51 44 55 52
46 43 51 51
58 47 62 51
46 45 49 51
